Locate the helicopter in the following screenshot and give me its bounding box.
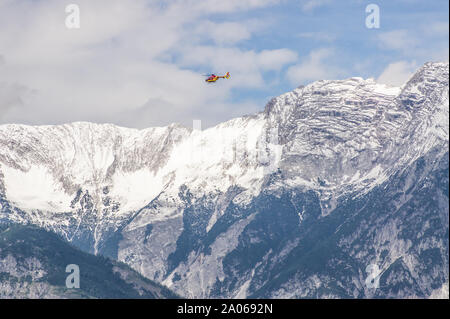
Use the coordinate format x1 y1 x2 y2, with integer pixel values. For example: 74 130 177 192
204 72 230 83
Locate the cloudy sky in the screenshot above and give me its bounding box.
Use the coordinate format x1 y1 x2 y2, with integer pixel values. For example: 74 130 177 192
0 0 448 128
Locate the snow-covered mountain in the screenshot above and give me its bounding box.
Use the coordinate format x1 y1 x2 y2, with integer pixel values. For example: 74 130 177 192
0 62 448 298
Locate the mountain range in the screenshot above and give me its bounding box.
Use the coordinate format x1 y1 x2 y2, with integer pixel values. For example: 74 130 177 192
0 62 448 298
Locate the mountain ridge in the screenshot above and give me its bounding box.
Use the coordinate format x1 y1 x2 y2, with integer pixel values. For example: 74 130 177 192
0 223 179 298
0 61 448 298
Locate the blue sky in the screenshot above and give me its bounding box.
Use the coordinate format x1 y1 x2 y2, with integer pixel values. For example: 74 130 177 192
0 0 448 128
205 0 449 107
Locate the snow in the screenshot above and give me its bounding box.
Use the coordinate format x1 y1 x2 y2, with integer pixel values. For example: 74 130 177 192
429 282 449 299
1 164 73 211
372 83 401 96
159 115 268 197
1 64 447 220
110 168 164 212
234 270 254 299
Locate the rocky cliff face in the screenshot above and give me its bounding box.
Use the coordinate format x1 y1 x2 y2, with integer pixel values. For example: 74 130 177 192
0 62 448 298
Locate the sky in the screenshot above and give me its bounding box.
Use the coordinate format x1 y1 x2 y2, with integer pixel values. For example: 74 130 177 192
0 0 448 128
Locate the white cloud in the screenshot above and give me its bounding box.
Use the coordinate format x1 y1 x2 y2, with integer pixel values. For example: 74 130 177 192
257 49 298 71
377 29 419 52
297 32 335 42
183 0 280 15
301 0 331 12
190 18 269 46
286 48 342 85
195 21 252 45
179 46 297 89
0 82 34 117
376 25 449 64
1 1 446 129
423 21 449 37
0 0 282 128
377 61 417 86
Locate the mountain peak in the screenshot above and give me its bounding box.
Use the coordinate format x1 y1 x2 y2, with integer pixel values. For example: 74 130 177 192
1 62 447 217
